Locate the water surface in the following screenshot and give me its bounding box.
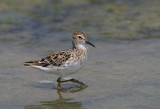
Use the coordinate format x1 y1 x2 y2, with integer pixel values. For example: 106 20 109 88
0 0 160 109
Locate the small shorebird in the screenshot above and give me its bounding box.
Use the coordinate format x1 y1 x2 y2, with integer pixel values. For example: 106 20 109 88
24 31 95 89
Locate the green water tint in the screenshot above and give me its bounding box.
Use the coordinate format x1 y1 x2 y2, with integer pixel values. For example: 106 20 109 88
0 0 160 41
25 102 84 109
1 0 160 109
1 39 160 109
24 88 87 109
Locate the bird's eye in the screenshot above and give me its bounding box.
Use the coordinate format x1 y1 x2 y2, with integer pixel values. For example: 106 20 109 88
78 35 82 39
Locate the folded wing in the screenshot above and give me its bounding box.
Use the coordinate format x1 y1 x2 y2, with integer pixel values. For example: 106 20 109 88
24 50 72 67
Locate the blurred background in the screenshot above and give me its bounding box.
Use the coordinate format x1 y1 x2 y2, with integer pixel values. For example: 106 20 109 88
0 0 160 42
1 0 160 109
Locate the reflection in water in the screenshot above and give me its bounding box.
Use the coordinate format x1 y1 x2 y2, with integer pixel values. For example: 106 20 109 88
24 85 87 109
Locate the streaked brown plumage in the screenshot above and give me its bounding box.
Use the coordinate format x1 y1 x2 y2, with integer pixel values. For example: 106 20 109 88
24 31 95 89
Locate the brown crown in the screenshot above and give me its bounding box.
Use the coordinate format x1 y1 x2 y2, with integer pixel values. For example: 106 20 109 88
72 31 87 38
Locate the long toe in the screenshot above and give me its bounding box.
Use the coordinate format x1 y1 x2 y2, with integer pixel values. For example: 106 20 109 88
71 79 85 85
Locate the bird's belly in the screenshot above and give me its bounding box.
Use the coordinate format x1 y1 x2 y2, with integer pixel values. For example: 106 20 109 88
31 57 87 78
44 60 86 77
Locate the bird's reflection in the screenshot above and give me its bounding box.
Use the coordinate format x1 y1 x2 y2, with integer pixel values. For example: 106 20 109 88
24 85 87 109
42 85 88 103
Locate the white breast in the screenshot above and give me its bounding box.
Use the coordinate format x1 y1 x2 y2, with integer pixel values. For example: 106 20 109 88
31 43 88 78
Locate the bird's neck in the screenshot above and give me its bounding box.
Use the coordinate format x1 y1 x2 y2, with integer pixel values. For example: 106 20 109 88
72 41 88 51
72 41 88 59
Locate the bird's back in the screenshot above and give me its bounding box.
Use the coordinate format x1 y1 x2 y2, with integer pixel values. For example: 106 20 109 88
24 47 87 77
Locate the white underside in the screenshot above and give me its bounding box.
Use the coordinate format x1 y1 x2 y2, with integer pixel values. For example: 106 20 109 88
31 43 88 78
31 58 87 78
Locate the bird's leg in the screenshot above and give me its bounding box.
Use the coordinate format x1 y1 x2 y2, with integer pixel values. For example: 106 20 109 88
61 78 85 85
60 79 72 83
57 77 62 90
69 78 85 85
57 78 72 90
57 78 85 89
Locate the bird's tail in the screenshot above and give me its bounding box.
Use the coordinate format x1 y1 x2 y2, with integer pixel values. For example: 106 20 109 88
24 61 39 66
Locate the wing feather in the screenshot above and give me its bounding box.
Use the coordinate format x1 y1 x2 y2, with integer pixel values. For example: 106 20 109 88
24 50 72 67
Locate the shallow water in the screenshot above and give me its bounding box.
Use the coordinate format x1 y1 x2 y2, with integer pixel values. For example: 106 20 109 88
1 0 160 109
1 38 160 109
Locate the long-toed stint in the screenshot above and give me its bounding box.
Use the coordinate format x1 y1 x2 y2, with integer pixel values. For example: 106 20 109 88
24 31 95 89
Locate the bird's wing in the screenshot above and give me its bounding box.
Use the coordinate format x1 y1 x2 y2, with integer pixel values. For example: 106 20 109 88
24 50 72 67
